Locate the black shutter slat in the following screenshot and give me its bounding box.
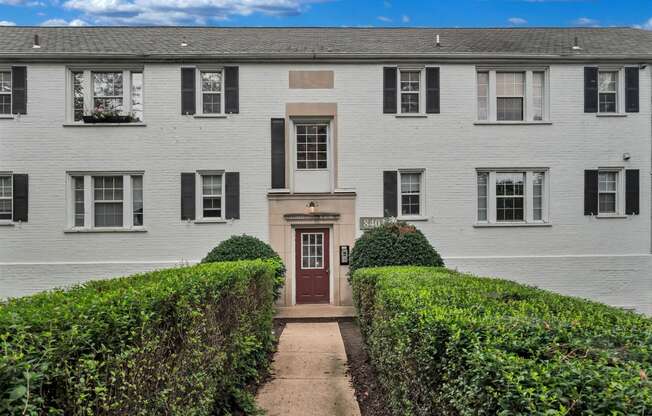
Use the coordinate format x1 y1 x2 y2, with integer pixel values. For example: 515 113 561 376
584 67 598 113
584 170 598 215
11 66 27 115
625 169 640 215
383 171 398 217
181 68 196 115
271 118 286 189
12 174 28 222
426 67 440 114
224 66 239 114
625 67 639 113
181 173 195 220
225 172 240 220
383 67 397 114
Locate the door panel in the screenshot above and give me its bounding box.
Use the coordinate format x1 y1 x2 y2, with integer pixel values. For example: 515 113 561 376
295 228 330 304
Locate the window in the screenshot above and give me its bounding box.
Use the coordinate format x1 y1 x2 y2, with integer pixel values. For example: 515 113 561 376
477 170 549 224
301 232 324 269
496 72 524 121
296 124 328 170
201 174 223 218
400 171 421 216
400 70 420 113
0 71 10 115
69 69 143 123
477 69 547 122
0 175 12 220
201 70 222 114
598 171 617 214
598 71 617 113
68 173 144 229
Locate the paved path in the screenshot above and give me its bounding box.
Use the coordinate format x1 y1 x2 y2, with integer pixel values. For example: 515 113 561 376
256 322 361 416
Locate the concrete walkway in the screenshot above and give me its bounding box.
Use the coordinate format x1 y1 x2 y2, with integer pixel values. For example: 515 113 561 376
256 322 361 416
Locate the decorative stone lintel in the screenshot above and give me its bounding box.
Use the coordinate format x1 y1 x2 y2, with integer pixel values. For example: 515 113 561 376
283 212 341 222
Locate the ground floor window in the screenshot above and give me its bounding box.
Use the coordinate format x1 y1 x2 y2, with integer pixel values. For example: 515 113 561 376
477 169 548 224
400 171 422 217
0 175 12 220
201 173 223 219
598 170 618 214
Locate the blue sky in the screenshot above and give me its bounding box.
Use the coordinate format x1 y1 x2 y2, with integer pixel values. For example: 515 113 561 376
0 0 650 29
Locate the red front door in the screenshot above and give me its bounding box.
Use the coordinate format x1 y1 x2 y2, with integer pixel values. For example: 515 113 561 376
295 228 330 304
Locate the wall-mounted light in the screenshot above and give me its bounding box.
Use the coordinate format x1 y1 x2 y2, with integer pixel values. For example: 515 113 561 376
623 152 631 161
306 201 319 214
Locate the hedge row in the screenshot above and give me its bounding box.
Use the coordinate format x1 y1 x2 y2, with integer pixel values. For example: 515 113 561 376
0 260 283 415
352 266 652 415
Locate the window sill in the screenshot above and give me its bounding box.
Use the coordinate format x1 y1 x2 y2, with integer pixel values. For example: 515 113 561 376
193 114 228 119
64 227 147 233
0 221 15 226
62 123 147 127
193 219 227 224
595 214 628 219
474 121 552 126
596 113 627 118
394 114 428 119
0 115 15 120
398 216 428 222
473 222 552 228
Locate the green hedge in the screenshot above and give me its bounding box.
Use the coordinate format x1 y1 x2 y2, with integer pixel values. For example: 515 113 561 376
0 260 283 415
352 266 652 415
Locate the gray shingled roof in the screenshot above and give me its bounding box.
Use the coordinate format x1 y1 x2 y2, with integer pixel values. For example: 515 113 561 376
0 27 651 61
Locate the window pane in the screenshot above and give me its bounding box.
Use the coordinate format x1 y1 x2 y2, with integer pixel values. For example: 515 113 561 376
131 72 143 122
0 175 11 221
202 175 222 196
401 93 419 113
72 72 84 122
202 174 222 218
301 233 324 269
496 72 524 97
400 71 420 113
94 203 123 227
477 172 488 221
496 173 524 222
497 97 523 121
132 175 143 226
598 172 617 192
93 72 123 113
0 176 11 198
202 197 222 217
598 72 617 93
599 93 616 113
533 172 544 221
477 72 489 120
599 193 616 213
201 71 222 92
0 95 10 115
296 124 328 169
73 176 84 227
94 176 123 201
202 93 221 114
533 72 545 121
0 72 10 93
400 172 421 216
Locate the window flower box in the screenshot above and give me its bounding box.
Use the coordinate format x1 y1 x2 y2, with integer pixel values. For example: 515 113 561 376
82 114 136 124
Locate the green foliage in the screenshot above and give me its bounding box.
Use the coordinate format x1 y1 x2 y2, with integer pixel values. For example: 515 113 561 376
352 266 652 416
0 259 284 415
349 222 444 274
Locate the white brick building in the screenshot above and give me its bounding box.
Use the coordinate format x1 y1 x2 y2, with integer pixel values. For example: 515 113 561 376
1 27 650 313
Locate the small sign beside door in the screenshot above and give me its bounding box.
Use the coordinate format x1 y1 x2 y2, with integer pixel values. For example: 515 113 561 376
359 216 393 230
339 245 350 265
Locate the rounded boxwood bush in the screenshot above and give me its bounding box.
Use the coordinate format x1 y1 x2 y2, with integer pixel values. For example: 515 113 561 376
202 235 280 263
349 222 444 274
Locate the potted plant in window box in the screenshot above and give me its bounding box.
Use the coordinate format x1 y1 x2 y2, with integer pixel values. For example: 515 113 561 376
83 107 137 124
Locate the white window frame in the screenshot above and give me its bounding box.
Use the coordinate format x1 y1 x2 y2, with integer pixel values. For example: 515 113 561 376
66 172 145 230
295 122 330 171
597 69 623 114
0 173 13 223
300 231 325 270
398 169 426 219
397 68 424 115
597 168 626 216
195 66 224 116
475 67 550 122
0 70 11 115
65 66 144 123
196 170 225 222
476 168 550 225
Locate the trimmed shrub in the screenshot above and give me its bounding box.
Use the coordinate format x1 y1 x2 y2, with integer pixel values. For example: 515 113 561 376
352 266 652 416
349 222 443 274
0 260 283 415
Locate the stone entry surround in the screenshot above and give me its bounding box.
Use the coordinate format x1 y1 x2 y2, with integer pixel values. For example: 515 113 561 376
268 192 356 306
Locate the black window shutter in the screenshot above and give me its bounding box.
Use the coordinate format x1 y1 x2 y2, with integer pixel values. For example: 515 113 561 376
584 170 598 215
271 118 286 189
225 172 240 220
625 169 640 215
383 171 398 217
584 67 598 113
426 67 440 114
180 68 196 115
383 67 397 114
180 173 195 220
12 174 28 222
625 67 639 113
11 66 27 115
224 66 239 114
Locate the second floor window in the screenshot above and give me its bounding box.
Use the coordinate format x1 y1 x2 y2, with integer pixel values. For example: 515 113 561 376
201 71 222 114
477 69 548 122
496 72 524 121
0 71 10 115
400 70 421 113
598 71 617 113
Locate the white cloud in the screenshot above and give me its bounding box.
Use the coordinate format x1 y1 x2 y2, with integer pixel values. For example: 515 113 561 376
377 15 391 23
41 17 88 25
401 14 409 23
508 17 527 25
60 0 330 25
634 17 652 30
0 20 17 25
573 17 599 27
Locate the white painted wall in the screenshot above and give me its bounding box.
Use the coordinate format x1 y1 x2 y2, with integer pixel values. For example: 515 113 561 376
1 62 650 313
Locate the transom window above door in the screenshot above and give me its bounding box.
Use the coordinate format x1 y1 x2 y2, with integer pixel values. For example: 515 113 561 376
296 124 328 170
476 68 548 122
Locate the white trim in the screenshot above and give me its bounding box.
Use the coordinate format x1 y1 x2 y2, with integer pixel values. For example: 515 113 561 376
196 171 224 221
196 67 225 116
397 168 425 219
0 173 13 222
397 67 424 115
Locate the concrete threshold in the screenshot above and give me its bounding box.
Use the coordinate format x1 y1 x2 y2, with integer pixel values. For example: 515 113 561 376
275 305 356 322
